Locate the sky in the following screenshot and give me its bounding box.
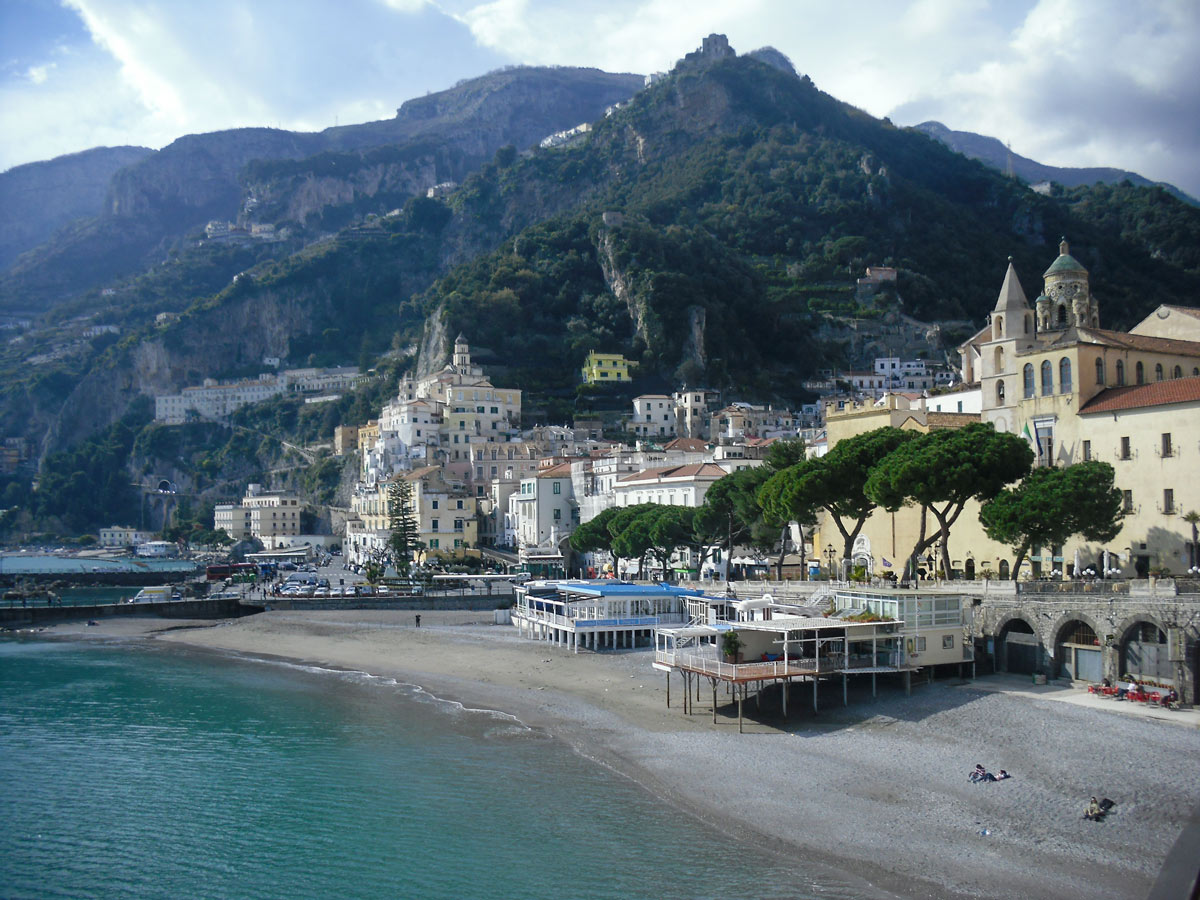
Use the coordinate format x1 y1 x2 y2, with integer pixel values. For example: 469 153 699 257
2 0 1198 197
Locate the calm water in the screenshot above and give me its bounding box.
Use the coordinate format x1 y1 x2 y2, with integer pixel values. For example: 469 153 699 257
0 637 862 900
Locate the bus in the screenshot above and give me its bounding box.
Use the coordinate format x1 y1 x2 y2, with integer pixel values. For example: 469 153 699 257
206 564 232 582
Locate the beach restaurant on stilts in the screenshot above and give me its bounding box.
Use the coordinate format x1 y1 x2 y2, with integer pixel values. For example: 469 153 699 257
510 580 696 652
653 588 972 731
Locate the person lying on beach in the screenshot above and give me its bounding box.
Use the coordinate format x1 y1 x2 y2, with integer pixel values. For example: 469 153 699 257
1084 797 1104 820
969 765 987 783
996 770 1011 780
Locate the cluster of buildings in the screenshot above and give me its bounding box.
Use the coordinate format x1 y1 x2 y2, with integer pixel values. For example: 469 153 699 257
334 335 807 576
155 367 369 424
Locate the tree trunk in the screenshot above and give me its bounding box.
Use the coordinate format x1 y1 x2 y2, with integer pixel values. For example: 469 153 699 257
1011 544 1030 581
774 524 788 581
797 522 808 581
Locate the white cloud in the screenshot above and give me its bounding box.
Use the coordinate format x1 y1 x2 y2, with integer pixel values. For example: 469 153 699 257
25 64 54 84
2 0 1197 197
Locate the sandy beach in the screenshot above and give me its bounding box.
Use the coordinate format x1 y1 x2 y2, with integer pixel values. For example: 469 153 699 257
50 611 1200 900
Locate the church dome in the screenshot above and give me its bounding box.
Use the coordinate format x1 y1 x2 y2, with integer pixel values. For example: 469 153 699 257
1043 238 1087 278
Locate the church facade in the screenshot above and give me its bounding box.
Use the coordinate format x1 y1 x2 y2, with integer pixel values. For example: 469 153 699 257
820 241 1200 582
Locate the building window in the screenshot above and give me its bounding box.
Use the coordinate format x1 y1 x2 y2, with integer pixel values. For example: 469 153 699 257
552 482 561 494
1163 489 1175 514
1155 363 1164 382
429 538 439 549
1162 433 1173 457
1135 361 1145 384
1082 440 1092 461
943 634 955 650
1120 436 1131 460
1115 360 1125 385
1059 358 1072 393
1096 359 1105 385
431 519 439 531
553 508 562 520
1023 364 1034 398
1041 360 1053 396
915 636 927 652
996 380 1005 403
454 519 463 531
431 500 438 509
1123 490 1134 513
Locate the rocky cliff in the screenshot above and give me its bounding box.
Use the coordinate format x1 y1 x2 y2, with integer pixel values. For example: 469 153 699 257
0 145 152 270
0 67 642 316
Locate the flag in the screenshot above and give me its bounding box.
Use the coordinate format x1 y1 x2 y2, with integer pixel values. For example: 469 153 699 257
1021 421 1040 459
882 558 893 568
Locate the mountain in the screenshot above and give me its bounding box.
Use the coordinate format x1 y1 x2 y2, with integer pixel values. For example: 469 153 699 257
0 145 153 270
915 121 1198 205
7 35 1200 535
0 66 642 315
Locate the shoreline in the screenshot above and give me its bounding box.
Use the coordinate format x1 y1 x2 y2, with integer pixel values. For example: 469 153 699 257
42 611 1200 900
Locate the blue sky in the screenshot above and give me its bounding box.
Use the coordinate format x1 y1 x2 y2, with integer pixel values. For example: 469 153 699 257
2 0 1198 197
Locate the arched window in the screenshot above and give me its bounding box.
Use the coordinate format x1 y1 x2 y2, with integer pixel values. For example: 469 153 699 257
1173 365 1183 379
993 346 1005 373
1024 316 1030 335
1056 304 1068 326
999 559 1010 580
1059 357 1072 393
1023 364 1035 398
1116 360 1125 386
1041 360 1053 396
1136 361 1145 384
993 315 1003 339
996 380 1006 403
1194 367 1199 376
1095 359 1105 385
1155 363 1164 381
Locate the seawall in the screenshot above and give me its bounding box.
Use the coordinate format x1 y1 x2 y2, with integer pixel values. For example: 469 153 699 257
0 597 261 628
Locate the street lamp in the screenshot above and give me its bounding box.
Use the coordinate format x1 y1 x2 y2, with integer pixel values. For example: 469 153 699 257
825 544 836 581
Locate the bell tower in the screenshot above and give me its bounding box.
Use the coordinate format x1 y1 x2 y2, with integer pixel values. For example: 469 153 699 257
1038 238 1097 331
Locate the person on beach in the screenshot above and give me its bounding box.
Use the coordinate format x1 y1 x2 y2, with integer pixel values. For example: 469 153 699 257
1084 797 1103 820
970 764 987 783
997 770 1011 780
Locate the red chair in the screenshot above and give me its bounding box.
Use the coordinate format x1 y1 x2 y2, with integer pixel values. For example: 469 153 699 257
1149 692 1162 704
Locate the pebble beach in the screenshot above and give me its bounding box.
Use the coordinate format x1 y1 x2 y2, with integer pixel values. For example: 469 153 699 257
59 610 1200 900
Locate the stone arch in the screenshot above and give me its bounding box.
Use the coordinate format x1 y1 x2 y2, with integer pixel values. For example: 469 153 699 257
1050 614 1104 682
1116 616 1172 683
993 315 1004 339
993 346 1005 373
998 559 1010 579
994 615 1041 674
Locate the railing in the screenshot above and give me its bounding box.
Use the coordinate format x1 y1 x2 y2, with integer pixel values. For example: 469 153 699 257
655 649 839 679
512 609 688 630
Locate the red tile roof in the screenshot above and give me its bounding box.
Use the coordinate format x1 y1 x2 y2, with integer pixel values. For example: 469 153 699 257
1079 375 1200 414
662 438 708 452
1076 327 1200 357
618 463 728 483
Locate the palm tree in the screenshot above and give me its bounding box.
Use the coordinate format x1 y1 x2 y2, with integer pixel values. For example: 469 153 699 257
1184 510 1200 571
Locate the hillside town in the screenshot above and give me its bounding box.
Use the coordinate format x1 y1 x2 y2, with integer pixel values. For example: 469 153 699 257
177 242 1199 598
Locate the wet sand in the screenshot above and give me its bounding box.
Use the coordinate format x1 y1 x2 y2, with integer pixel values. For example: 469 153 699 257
52 611 1200 899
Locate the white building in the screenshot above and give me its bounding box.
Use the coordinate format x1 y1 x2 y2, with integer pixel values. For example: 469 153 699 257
98 526 155 549
631 394 676 438
614 463 728 508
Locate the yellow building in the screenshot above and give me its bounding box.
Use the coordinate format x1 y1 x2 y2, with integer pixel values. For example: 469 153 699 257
581 351 633 384
346 466 478 565
817 242 1200 581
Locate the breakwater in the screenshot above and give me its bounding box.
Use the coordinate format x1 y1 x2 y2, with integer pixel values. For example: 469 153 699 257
0 596 260 628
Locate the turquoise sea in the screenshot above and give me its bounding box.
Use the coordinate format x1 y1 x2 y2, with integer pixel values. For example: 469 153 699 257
0 636 869 900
